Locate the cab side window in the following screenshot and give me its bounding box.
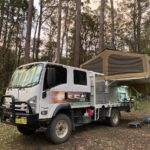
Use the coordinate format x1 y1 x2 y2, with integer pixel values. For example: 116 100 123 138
43 66 67 90
74 70 87 85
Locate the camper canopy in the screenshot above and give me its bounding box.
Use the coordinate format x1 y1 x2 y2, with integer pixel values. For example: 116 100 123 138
81 50 150 81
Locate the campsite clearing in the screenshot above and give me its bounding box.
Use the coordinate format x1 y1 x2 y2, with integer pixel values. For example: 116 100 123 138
0 108 150 150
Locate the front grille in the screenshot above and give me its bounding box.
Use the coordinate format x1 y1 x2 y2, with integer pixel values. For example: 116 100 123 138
14 102 28 113
2 101 29 114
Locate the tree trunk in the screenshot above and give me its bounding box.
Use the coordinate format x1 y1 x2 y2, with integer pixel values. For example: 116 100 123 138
55 0 62 63
61 1 69 57
110 0 115 50
133 0 137 52
99 0 105 51
18 11 26 66
24 0 33 63
0 0 5 39
74 0 81 67
32 18 38 60
65 19 69 64
137 0 141 52
2 3 9 52
35 0 43 61
18 23 24 67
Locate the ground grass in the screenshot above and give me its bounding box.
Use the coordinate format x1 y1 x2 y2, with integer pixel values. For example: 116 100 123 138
0 101 150 150
0 124 18 150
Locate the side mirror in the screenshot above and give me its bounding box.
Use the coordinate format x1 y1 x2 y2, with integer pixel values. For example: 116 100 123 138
47 68 56 88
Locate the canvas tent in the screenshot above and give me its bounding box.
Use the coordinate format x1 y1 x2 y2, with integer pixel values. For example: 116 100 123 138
81 50 150 81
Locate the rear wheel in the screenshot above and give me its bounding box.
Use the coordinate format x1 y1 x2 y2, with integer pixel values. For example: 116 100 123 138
46 114 72 144
107 109 120 127
17 126 36 135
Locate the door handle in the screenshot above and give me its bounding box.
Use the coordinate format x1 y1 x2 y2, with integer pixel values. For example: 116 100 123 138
42 91 47 98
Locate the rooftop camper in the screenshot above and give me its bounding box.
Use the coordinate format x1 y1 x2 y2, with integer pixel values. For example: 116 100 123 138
81 50 150 99
1 50 149 144
81 50 150 80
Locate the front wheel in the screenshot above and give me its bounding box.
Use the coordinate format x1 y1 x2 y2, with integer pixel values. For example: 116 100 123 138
46 114 72 144
17 126 36 135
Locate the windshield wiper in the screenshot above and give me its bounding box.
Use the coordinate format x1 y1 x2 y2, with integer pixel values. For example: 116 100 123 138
24 82 38 87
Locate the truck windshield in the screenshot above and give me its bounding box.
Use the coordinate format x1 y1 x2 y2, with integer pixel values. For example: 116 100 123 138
9 64 43 88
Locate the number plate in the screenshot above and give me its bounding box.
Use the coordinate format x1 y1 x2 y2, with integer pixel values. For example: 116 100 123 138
15 117 27 125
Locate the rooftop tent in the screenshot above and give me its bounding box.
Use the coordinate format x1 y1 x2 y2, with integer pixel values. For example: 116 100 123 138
81 50 150 81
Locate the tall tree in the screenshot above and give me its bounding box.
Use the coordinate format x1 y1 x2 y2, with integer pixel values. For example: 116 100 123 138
35 0 43 61
24 0 33 63
99 0 105 51
0 0 5 39
133 0 137 52
61 1 69 57
74 0 81 67
110 0 115 50
137 0 141 52
32 16 38 60
55 0 62 63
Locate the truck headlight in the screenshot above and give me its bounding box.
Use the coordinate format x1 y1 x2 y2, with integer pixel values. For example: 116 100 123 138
28 96 37 114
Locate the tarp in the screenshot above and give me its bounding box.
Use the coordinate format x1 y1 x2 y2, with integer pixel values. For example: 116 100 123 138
81 50 150 81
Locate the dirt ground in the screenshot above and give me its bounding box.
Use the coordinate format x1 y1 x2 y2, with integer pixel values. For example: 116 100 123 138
0 111 150 150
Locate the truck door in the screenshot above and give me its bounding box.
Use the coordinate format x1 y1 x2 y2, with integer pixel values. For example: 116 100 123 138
39 66 52 119
39 65 67 119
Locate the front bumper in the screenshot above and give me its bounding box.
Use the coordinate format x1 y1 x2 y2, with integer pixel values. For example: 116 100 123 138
0 95 39 126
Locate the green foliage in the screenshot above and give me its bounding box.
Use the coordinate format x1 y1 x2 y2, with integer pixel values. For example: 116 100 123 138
115 0 150 52
134 99 141 111
0 0 150 93
0 0 28 93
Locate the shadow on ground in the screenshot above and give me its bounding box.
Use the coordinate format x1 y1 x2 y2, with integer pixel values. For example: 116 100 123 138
1 112 150 150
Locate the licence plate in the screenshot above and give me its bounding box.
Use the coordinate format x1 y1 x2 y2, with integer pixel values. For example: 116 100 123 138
15 117 27 125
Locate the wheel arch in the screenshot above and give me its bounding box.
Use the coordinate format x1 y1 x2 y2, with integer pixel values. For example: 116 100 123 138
52 103 71 117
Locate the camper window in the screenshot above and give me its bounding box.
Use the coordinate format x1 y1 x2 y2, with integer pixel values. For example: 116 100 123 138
74 70 87 85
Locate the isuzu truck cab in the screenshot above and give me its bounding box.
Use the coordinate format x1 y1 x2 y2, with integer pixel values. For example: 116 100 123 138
0 62 133 144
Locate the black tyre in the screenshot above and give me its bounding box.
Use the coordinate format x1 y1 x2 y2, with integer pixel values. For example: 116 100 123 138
107 109 120 127
17 126 36 135
46 114 72 144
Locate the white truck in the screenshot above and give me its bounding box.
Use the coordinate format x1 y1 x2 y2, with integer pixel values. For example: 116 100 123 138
0 62 133 144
